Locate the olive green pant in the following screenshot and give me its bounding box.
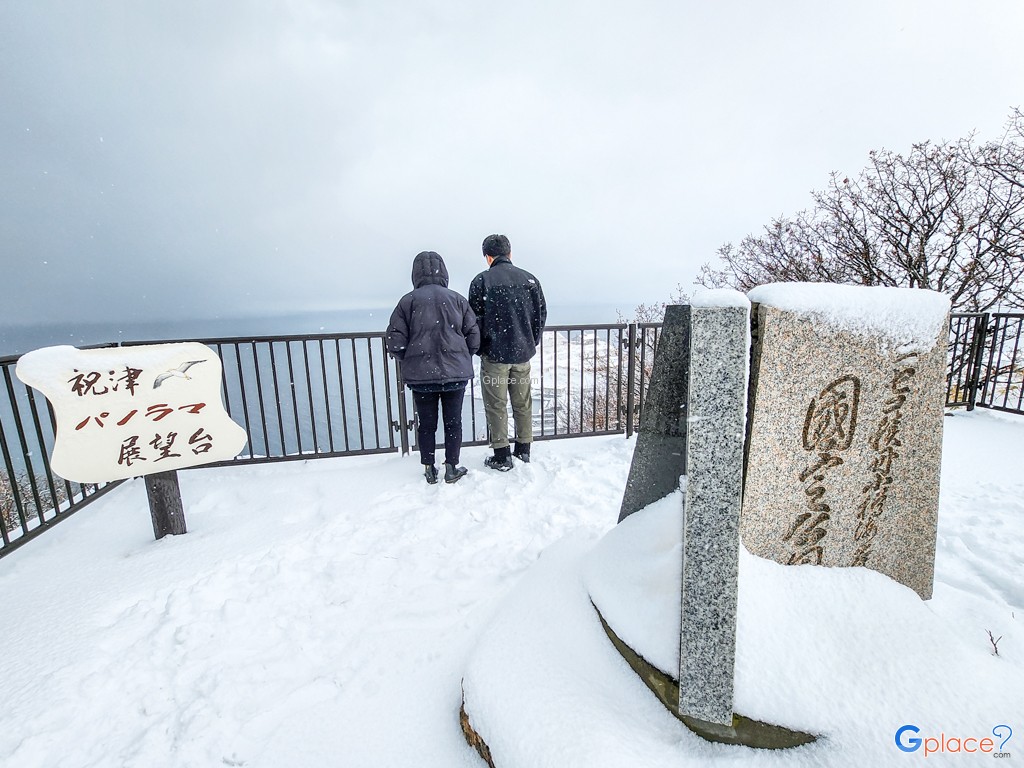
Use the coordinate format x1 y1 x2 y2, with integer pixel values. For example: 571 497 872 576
480 357 533 449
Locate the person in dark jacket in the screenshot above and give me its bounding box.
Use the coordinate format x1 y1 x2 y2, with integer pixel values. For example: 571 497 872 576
387 251 480 484
468 234 547 471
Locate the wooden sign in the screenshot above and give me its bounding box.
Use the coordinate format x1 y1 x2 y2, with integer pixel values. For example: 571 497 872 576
16 343 247 484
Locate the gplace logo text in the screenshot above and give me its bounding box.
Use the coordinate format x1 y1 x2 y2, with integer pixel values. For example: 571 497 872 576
895 724 1013 758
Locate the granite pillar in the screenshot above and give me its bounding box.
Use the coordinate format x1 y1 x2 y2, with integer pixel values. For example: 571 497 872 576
677 297 750 726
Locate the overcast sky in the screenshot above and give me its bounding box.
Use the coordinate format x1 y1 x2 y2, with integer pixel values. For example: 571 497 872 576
2 0 1023 332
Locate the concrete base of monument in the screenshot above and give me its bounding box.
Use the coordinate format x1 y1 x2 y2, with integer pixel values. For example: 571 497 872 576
595 605 817 750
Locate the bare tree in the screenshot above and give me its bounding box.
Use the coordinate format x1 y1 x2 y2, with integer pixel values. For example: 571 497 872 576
616 283 690 324
700 116 1024 312
968 107 1024 192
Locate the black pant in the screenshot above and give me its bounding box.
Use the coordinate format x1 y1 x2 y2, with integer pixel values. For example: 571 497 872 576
413 386 466 466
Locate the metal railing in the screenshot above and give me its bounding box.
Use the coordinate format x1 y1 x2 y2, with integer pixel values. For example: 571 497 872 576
138 333 403 466
3 311 1019 560
1 358 122 555
0 323 660 558
454 323 661 446
946 312 1024 413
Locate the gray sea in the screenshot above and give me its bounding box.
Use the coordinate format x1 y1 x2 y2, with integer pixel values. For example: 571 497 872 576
1 302 627 359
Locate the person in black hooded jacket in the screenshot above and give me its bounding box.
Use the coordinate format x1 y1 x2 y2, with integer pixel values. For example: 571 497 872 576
386 251 480 484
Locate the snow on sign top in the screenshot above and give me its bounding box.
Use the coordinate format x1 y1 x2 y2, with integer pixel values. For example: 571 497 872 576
16 343 248 484
690 287 751 309
747 282 951 351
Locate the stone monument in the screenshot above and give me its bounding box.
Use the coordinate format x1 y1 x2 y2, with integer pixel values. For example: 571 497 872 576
739 284 950 600
602 290 813 746
618 304 691 522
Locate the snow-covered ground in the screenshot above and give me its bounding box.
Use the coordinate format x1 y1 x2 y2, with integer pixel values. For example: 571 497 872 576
0 409 1021 767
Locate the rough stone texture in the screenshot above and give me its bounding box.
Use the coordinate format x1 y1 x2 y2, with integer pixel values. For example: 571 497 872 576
740 303 947 600
677 305 748 726
618 305 691 522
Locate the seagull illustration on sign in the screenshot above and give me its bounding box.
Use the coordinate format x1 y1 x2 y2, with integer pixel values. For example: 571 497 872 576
153 360 207 388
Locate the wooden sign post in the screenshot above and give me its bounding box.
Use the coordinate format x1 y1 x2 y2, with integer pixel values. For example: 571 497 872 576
144 470 187 539
16 343 247 540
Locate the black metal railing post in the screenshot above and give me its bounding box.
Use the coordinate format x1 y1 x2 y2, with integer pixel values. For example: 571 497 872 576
624 323 637 438
966 312 990 411
393 361 411 456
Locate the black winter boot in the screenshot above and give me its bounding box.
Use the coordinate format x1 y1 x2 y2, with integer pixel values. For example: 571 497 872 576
444 463 468 483
424 464 439 484
484 446 514 472
512 441 531 463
